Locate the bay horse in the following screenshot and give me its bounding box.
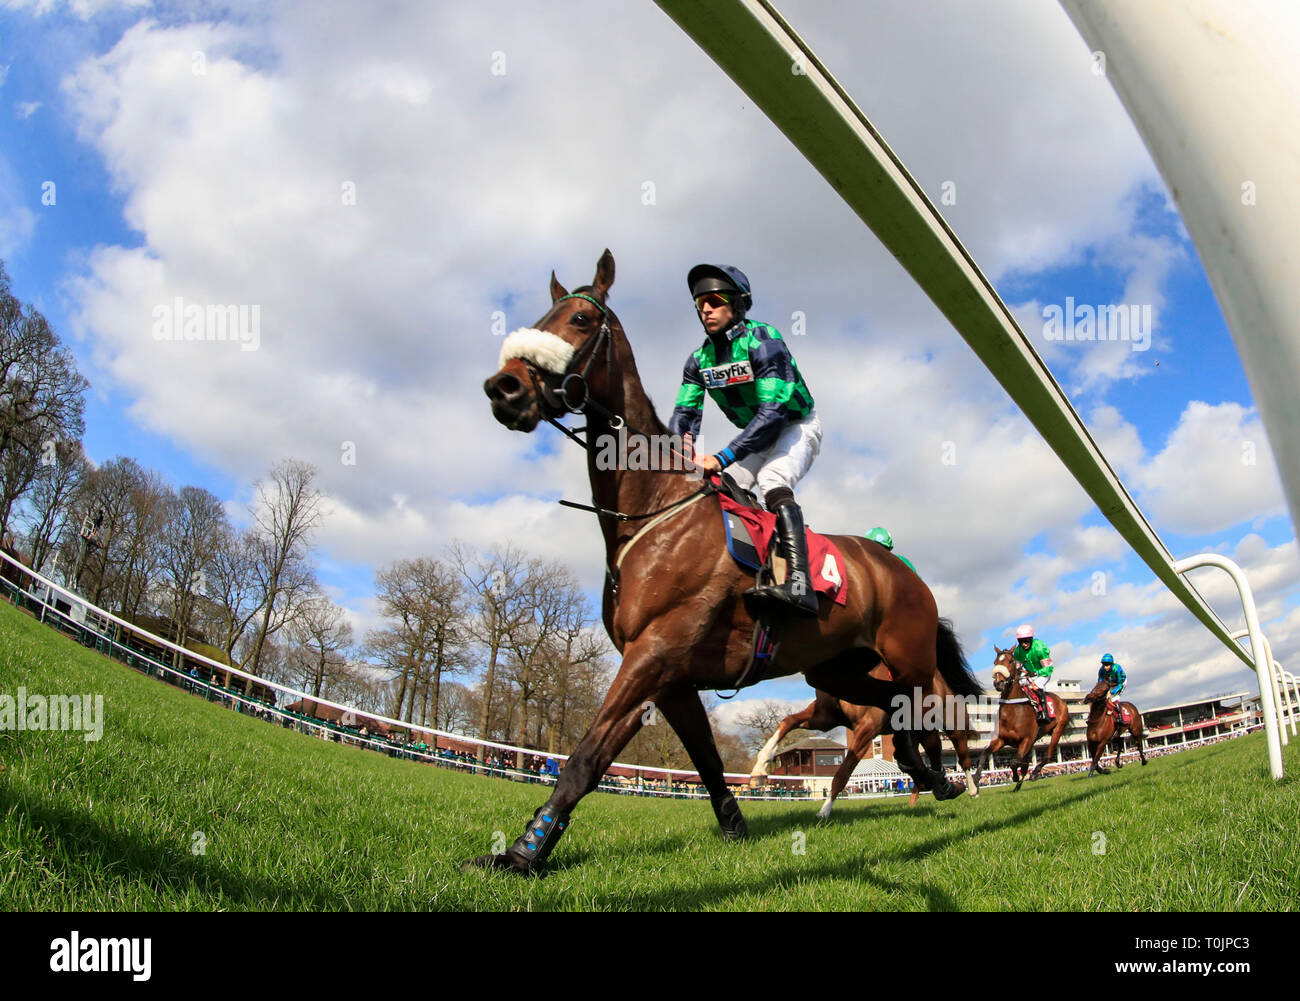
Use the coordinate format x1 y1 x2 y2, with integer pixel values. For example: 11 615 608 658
750 668 980 819
1083 678 1147 777
471 250 982 874
973 646 1070 792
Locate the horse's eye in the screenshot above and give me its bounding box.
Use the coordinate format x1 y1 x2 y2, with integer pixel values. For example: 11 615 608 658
571 312 589 326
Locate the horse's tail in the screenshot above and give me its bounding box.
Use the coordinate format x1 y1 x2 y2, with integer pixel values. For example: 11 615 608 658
936 618 983 700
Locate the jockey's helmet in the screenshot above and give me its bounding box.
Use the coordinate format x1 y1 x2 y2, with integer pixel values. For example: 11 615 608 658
866 526 894 550
1016 623 1034 641
688 264 753 314
1101 653 1114 665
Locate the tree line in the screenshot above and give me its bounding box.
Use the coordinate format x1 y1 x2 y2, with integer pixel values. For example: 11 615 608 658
0 261 754 772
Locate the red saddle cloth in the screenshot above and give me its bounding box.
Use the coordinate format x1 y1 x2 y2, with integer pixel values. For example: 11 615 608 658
1112 703 1131 727
1026 685 1055 719
716 493 848 606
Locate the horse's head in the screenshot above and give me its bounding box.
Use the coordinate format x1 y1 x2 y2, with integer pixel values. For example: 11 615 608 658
991 645 1016 694
1084 678 1111 703
485 249 619 432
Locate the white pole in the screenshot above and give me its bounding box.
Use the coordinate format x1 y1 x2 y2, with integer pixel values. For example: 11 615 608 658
1280 669 1299 738
1058 0 1300 535
1229 628 1289 747
1176 554 1283 779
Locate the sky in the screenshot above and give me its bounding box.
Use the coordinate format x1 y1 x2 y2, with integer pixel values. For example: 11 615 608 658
1 0 1296 742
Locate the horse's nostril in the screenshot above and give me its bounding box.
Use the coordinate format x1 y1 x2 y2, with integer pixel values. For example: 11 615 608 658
485 373 524 402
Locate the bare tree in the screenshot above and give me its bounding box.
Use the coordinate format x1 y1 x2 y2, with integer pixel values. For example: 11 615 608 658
0 264 88 534
202 525 262 661
245 459 323 673
285 596 354 698
114 467 172 620
159 485 229 650
18 437 88 575
732 699 810 755
72 457 145 607
451 542 535 746
436 680 478 735
369 556 465 728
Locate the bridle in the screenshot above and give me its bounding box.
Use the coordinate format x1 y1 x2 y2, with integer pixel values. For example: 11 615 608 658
512 292 717 595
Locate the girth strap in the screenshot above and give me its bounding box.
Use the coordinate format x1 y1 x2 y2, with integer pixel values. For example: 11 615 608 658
614 488 715 572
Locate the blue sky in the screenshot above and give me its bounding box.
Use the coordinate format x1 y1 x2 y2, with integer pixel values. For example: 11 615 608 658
2 0 1296 733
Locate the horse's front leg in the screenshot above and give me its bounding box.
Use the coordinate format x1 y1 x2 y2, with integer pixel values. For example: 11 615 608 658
974 734 1003 789
463 645 667 875
655 685 747 841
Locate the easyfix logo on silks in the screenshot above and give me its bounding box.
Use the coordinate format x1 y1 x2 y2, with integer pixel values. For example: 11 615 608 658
701 360 754 388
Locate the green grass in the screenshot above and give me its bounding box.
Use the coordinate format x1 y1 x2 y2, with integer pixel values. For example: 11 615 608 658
2 597 1299 911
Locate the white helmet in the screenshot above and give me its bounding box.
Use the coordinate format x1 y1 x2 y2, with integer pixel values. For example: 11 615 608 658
1016 623 1034 640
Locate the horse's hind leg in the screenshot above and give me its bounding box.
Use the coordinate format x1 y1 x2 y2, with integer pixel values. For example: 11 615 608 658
952 731 978 797
1031 709 1068 780
752 691 843 778
819 747 861 820
910 728 945 805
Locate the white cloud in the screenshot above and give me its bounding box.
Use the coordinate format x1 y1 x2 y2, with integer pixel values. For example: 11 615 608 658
17 0 1294 716
1131 401 1287 534
4 0 151 19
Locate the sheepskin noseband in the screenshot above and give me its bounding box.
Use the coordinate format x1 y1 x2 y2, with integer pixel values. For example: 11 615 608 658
498 328 576 375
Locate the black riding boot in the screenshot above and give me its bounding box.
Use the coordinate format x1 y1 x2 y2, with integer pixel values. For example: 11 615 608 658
744 501 820 618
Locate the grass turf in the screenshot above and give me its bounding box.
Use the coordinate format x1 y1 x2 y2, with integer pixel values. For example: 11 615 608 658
2 597 1298 911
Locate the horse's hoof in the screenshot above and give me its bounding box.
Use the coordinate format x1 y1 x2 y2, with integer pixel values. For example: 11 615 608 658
715 796 748 842
934 779 962 802
461 852 537 876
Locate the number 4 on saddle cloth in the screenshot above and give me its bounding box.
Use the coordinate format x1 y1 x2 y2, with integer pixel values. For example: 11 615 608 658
709 477 847 698
714 495 849 607
703 473 848 697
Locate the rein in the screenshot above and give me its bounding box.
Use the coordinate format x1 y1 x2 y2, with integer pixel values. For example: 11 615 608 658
522 293 716 596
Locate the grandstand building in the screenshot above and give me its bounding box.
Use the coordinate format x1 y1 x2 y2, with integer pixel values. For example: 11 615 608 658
839 679 1263 794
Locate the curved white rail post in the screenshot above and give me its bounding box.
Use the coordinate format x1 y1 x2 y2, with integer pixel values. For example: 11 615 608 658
1279 668 1300 738
1059 0 1300 537
652 0 1283 782
1230 628 1290 747
1176 554 1283 779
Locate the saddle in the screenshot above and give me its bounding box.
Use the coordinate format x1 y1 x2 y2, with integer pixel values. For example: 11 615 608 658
713 474 848 607
707 473 848 699
1021 677 1055 722
1110 702 1131 728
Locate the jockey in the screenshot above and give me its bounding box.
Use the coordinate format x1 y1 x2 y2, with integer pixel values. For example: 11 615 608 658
865 526 917 575
1099 653 1126 717
670 264 822 617
1011 623 1054 717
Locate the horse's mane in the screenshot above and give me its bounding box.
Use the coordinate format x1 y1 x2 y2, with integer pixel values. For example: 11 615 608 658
570 285 672 437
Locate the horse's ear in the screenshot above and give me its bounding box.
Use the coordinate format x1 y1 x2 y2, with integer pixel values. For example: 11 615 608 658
550 271 568 303
592 248 614 299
